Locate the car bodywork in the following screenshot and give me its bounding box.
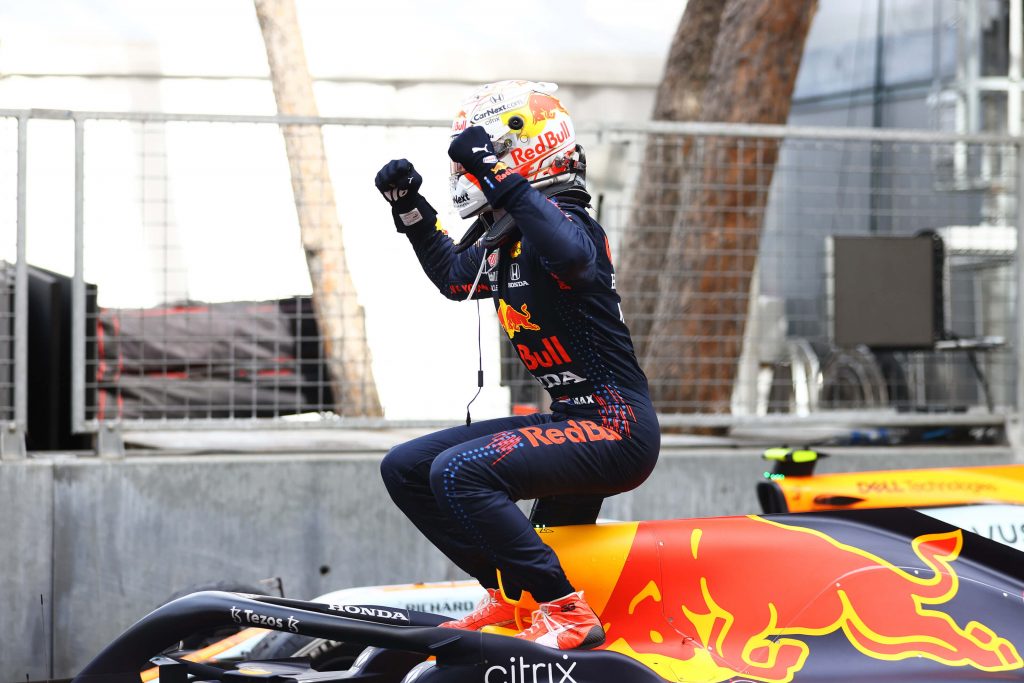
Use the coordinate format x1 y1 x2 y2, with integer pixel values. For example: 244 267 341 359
138 580 487 675
757 448 1024 511
756 448 1024 551
76 508 1024 683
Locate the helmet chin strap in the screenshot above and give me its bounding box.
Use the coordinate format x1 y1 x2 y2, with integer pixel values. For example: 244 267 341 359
455 178 590 254
454 210 518 254
480 211 519 251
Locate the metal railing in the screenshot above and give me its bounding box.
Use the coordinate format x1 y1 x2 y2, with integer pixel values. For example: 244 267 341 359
0 114 26 459
3 109 1021 454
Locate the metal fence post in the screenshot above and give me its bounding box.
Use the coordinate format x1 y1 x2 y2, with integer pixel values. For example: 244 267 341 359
71 116 87 451
1016 138 1024 459
2 114 28 460
70 116 124 458
96 422 125 459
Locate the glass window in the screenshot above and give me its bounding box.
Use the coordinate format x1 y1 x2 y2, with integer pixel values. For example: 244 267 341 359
980 0 1010 76
981 90 1008 132
794 1 879 99
883 0 945 84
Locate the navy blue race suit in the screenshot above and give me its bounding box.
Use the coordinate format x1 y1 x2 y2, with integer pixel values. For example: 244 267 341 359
379 174 660 603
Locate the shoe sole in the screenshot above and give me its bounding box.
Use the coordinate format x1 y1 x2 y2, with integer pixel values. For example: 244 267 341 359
571 625 606 650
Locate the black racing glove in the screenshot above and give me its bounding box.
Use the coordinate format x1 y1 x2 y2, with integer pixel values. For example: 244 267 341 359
448 126 524 210
375 159 428 230
375 158 422 211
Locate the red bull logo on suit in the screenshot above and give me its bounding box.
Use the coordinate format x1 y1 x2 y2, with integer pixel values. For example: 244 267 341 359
519 420 622 447
498 299 540 339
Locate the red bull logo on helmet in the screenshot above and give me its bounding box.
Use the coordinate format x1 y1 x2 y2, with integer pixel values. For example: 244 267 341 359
510 121 573 167
528 92 569 124
452 110 468 134
498 299 540 339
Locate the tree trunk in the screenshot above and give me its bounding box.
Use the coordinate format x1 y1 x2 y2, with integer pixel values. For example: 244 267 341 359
641 0 818 413
618 0 726 352
254 0 382 416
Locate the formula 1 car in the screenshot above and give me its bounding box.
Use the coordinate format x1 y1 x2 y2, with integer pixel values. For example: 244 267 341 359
757 447 1024 551
74 506 1024 683
138 580 486 675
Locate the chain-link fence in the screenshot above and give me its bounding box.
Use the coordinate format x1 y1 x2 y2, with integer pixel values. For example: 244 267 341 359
79 118 349 426
0 114 25 458
69 114 486 436
592 125 1019 426
4 111 1020 446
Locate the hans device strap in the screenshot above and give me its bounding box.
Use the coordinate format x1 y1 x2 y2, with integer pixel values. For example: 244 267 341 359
453 181 592 254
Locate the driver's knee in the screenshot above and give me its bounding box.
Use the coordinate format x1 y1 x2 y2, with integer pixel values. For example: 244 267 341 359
380 441 429 495
428 447 495 510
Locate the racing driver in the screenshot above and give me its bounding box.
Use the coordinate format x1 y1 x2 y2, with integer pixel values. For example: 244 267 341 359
374 80 660 651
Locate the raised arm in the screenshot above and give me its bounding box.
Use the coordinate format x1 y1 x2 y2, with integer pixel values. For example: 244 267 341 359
375 158 490 301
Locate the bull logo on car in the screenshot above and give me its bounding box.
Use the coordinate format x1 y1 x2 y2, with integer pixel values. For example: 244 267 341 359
601 517 1021 682
537 517 1023 683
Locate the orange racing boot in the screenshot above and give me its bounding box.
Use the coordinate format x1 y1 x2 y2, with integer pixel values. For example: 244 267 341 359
514 591 605 650
439 587 516 631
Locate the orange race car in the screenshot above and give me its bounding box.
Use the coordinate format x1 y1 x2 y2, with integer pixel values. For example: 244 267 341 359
757 447 1024 551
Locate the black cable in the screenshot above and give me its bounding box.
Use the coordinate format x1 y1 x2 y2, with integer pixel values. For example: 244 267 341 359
466 298 484 426
965 347 995 413
945 330 994 413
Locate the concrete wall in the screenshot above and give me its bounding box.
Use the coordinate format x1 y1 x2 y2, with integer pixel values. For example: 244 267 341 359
0 461 52 680
1 445 1017 678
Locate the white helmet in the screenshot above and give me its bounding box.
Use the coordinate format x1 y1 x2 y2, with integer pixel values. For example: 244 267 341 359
450 80 583 219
